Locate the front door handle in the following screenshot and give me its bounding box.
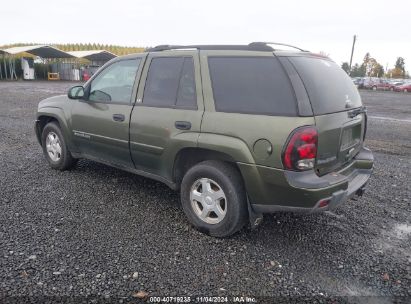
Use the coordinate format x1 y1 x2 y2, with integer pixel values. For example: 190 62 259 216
175 121 191 130
113 114 125 122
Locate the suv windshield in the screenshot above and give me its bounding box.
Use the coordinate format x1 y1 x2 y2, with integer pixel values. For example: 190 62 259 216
289 56 362 115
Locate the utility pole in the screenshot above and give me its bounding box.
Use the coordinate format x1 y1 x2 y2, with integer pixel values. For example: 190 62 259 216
349 35 357 76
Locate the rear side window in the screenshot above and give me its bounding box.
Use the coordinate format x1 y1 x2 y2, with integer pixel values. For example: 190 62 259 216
143 57 197 109
289 57 362 115
208 57 297 116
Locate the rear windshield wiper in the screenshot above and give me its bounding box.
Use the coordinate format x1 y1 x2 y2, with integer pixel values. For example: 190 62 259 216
348 106 367 118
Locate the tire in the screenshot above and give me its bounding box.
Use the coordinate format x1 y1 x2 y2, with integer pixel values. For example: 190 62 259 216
390 87 394 91
404 89 408 93
41 121 77 170
372 86 377 91
180 160 248 237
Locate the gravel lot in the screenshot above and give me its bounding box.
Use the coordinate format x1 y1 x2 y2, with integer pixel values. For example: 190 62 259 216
0 82 410 302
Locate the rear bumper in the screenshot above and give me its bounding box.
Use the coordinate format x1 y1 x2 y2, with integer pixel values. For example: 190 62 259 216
238 147 373 214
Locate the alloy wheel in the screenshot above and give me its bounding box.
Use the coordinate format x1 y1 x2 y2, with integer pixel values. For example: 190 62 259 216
190 178 227 224
45 132 62 162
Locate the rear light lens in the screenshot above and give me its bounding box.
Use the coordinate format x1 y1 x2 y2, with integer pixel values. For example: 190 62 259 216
282 127 318 171
318 198 330 208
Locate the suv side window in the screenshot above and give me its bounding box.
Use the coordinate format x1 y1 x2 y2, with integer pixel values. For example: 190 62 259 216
208 57 297 116
143 57 197 109
89 59 141 104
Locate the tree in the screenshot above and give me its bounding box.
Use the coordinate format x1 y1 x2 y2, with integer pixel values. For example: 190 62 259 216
386 57 407 78
341 62 350 74
394 57 405 77
387 67 405 78
350 63 366 77
375 64 384 78
395 57 405 71
360 52 384 77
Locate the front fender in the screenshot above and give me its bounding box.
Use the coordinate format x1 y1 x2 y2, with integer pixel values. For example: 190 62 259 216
36 107 76 152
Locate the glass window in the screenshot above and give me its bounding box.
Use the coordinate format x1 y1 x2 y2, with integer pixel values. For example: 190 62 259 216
89 59 140 103
289 56 362 115
208 57 297 116
143 57 197 109
176 58 196 109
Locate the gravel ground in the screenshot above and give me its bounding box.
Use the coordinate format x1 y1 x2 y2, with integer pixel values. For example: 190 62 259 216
0 82 410 302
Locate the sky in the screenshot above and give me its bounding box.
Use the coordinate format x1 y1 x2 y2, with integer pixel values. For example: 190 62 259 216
1 0 410 71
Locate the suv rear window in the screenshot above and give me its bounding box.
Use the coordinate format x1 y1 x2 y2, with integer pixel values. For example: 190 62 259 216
289 56 362 115
208 57 297 116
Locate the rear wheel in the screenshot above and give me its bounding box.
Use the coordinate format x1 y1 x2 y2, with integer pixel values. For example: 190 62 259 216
41 122 77 170
180 160 248 237
404 89 408 93
372 86 377 91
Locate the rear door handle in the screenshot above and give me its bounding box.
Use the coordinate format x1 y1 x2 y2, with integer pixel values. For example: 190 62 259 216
175 121 191 130
113 114 125 122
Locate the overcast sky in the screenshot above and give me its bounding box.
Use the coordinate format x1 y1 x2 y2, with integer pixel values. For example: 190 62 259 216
1 0 410 71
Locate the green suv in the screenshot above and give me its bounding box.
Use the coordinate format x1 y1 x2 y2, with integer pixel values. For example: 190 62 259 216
35 42 374 237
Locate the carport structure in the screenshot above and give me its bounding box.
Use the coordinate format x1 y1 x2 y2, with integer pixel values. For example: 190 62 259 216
67 50 117 66
0 45 74 80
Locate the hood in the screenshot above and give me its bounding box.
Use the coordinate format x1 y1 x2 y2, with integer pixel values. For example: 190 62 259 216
38 95 69 109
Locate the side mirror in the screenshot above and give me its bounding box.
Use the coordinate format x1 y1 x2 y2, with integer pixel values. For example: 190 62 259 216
68 86 85 99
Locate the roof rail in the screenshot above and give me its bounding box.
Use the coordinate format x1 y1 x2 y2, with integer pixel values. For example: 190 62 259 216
146 44 275 52
145 43 307 52
145 45 187 52
248 42 308 52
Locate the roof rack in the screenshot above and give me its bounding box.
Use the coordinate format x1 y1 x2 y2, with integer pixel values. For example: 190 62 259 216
146 42 307 52
248 42 308 52
146 44 274 52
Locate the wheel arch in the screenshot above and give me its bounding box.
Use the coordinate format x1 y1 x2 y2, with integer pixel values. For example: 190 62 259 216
173 147 245 189
35 108 75 151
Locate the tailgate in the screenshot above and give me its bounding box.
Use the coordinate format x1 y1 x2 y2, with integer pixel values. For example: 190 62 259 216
315 110 365 175
286 55 365 175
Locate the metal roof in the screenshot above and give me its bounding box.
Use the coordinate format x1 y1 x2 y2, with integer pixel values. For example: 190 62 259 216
67 50 117 61
0 45 74 58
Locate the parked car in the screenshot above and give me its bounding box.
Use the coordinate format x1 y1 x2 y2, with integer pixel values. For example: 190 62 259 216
394 82 411 92
356 77 366 89
351 77 363 87
34 43 374 237
388 80 404 91
364 78 391 91
362 77 378 90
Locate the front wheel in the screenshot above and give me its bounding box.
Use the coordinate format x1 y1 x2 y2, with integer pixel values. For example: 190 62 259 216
180 160 248 237
41 122 77 170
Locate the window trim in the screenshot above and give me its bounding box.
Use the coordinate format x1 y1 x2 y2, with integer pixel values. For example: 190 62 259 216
84 58 142 105
140 56 198 110
207 56 298 117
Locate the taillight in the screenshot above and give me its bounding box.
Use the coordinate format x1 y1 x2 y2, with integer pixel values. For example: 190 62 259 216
282 127 318 171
